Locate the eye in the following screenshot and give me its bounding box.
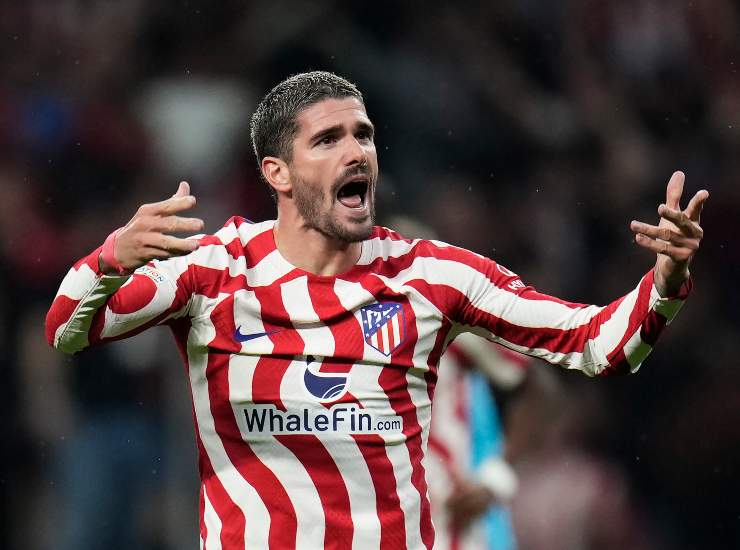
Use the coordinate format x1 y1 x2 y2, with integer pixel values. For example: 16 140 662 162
356 130 374 142
318 135 337 146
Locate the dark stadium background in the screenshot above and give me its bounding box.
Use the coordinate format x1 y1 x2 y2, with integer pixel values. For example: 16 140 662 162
1 1 738 548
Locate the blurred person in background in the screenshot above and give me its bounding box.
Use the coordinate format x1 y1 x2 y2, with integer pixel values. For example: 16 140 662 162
44 69 707 549
427 334 529 550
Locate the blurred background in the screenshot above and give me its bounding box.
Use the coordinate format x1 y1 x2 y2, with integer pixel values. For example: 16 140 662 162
1 1 738 548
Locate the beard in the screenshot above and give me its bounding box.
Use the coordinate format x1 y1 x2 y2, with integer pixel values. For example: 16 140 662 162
292 168 376 243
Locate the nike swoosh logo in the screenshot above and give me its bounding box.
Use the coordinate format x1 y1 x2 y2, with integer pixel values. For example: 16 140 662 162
234 327 282 343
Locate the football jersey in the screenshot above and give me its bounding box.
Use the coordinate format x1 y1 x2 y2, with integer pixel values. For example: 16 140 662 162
46 217 690 550
427 335 527 550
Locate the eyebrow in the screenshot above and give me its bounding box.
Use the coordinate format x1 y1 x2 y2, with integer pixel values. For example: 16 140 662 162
309 121 375 143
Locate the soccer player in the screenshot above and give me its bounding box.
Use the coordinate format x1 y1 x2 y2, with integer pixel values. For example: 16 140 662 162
46 71 707 550
427 333 527 550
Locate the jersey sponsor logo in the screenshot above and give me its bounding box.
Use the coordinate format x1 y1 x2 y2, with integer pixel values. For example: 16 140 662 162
303 355 349 402
242 404 403 436
360 302 406 355
233 327 282 343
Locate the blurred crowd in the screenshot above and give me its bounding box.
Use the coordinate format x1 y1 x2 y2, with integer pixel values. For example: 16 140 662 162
1 1 738 548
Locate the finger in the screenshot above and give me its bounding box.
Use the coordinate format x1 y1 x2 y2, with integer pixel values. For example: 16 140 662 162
145 233 200 254
685 189 709 222
630 221 700 247
665 171 685 210
172 181 190 198
155 215 205 234
138 246 175 261
155 194 197 216
634 234 693 261
657 205 703 237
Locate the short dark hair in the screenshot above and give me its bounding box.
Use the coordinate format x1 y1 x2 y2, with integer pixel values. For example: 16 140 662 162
250 71 364 170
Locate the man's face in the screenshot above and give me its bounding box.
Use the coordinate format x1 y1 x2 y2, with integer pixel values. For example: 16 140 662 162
288 97 378 243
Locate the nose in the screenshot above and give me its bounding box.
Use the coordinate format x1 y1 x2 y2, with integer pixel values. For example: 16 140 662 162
343 136 368 167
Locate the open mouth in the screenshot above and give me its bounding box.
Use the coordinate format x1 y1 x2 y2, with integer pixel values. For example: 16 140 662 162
336 177 369 209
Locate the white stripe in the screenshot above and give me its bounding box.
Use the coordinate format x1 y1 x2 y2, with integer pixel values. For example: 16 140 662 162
392 316 401 347
283 277 383 550
188 298 271 548
358 233 419 264
56 262 102 300
589 280 642 366
380 322 390 354
380 254 606 331
203 485 223 550
230 353 326 550
334 279 420 550
229 285 325 549
189 243 293 287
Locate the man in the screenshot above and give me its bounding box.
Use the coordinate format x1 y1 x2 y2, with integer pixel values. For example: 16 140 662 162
427 333 527 550
46 71 707 550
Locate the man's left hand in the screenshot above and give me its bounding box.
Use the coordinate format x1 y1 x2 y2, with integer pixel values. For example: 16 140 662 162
630 171 708 297
446 479 496 532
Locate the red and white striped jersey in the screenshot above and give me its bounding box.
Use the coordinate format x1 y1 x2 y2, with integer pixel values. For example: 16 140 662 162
45 217 690 550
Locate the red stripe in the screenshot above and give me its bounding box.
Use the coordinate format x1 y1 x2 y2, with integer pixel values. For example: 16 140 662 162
353 434 408 548
199 483 207 546
72 245 103 272
206 297 297 549
387 318 396 351
606 273 654 364
251 278 354 549
252 280 355 548
170 317 247 548
107 273 157 314
424 317 453 403
307 279 406 549
365 233 529 298
406 278 623 356
240 223 277 267
45 295 79 345
358 276 435 549
251 285 305 411
276 435 354 549
640 310 667 346
201 448 247 547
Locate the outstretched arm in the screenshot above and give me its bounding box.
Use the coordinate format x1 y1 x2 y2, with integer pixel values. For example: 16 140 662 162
46 182 204 354
630 171 708 297
412 172 708 376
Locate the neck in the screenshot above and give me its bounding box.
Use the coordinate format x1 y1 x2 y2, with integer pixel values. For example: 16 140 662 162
273 213 363 277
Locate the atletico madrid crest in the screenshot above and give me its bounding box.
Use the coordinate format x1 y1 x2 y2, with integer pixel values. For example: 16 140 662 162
360 302 406 356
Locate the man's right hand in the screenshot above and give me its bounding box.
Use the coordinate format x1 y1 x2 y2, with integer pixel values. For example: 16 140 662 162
99 181 205 275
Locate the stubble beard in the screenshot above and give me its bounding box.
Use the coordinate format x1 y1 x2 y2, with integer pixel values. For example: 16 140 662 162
292 173 376 243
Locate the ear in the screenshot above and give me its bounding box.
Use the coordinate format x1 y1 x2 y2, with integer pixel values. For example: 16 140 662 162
261 156 291 196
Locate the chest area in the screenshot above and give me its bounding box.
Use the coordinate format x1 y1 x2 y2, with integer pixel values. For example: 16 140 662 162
198 275 444 364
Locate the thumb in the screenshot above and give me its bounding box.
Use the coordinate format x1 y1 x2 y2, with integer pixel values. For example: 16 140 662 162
173 181 190 198
665 171 684 210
